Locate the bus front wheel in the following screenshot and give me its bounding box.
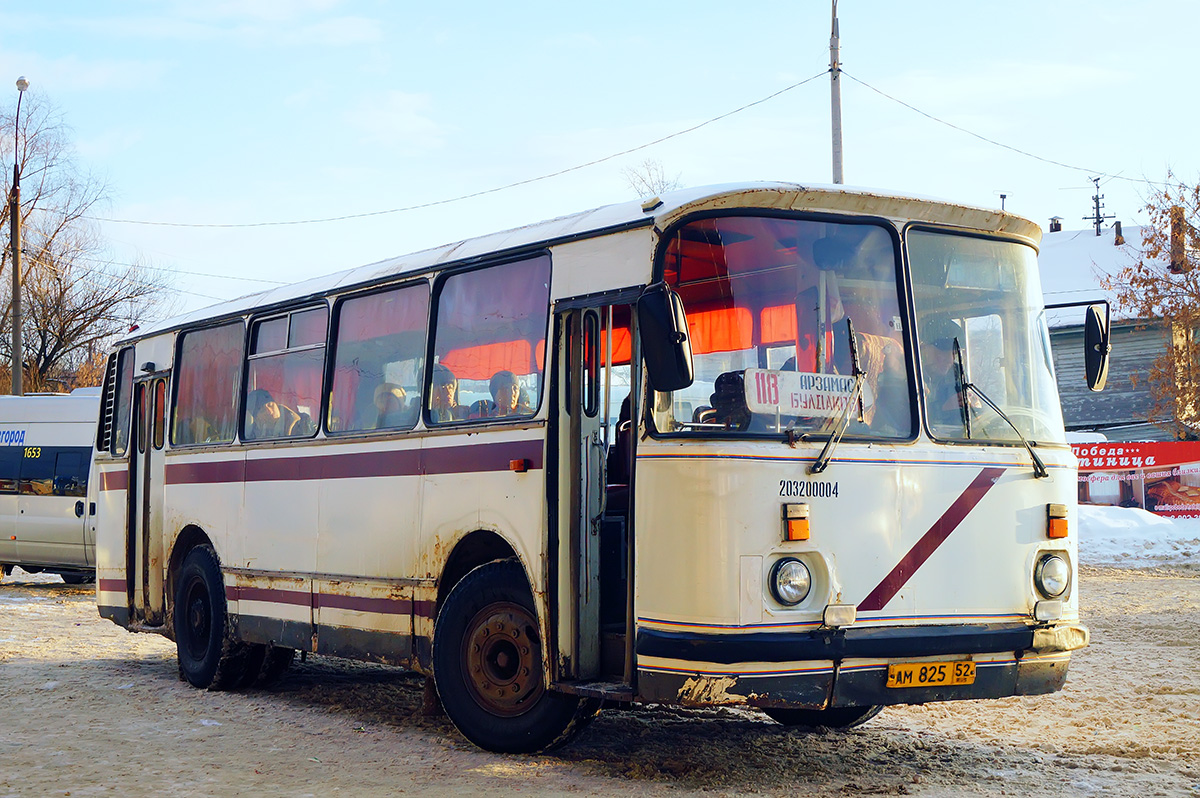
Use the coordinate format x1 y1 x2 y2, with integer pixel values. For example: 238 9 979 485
174 545 250 690
433 559 597 753
763 705 883 729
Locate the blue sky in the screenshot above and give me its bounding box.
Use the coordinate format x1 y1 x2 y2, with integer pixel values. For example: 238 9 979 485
2 1 1196 315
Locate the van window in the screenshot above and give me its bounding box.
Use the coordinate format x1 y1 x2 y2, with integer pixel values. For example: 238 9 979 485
53 449 89 497
0 447 19 493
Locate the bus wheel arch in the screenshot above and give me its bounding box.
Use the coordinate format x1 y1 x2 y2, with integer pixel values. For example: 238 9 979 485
435 529 521 614
166 524 214 626
432 558 597 753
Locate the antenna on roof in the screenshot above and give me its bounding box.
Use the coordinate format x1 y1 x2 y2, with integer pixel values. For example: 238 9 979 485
1084 176 1115 237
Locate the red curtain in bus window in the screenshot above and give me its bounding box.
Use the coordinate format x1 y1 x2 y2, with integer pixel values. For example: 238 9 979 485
441 340 539 381
433 256 551 382
173 322 244 444
328 284 429 431
686 306 753 355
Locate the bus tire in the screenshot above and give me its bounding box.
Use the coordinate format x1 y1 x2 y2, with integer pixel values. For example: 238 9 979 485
174 545 247 690
433 559 598 753
763 705 883 729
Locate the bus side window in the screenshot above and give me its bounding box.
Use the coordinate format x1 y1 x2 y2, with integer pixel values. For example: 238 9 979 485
327 282 430 435
429 255 551 424
173 321 244 446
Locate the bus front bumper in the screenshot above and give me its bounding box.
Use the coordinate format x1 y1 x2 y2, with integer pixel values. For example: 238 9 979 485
634 620 1088 709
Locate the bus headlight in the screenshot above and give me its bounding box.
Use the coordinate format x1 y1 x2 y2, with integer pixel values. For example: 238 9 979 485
770 557 812 605
1034 554 1070 599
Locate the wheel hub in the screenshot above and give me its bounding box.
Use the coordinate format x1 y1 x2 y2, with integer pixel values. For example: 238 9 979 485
462 602 543 716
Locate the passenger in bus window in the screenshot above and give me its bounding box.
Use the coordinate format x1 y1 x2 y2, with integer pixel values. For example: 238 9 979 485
430 365 467 423
372 383 409 429
181 416 217 444
488 370 532 418
245 389 304 439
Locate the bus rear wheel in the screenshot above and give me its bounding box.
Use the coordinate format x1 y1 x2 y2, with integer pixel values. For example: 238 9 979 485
174 545 249 690
763 705 883 729
433 559 597 753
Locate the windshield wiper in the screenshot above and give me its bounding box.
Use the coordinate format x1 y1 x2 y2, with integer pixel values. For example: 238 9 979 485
953 337 1049 479
809 319 864 474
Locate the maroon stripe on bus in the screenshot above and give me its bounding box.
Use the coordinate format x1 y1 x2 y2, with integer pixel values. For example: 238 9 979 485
227 585 312 607
165 439 543 486
225 584 417 617
98 578 127 593
315 592 411 615
413 599 437 620
167 460 246 485
100 470 129 491
858 467 1005 612
423 439 543 475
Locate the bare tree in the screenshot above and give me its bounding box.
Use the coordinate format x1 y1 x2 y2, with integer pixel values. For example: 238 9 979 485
1 93 174 392
622 158 682 198
1104 172 1200 435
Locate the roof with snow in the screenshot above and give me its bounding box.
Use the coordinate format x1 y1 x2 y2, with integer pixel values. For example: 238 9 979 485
1039 224 1158 325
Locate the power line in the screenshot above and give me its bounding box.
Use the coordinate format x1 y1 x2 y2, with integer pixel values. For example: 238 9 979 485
88 71 830 230
840 70 1168 189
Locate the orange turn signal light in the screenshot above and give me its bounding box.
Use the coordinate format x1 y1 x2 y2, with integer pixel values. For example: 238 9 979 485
1047 503 1069 539
783 503 810 541
509 458 529 473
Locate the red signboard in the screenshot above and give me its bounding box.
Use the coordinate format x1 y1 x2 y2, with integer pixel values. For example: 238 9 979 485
1072 442 1200 518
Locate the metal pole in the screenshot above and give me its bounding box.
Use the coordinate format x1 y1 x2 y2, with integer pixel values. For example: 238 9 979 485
830 0 843 185
9 79 25 396
9 164 19 395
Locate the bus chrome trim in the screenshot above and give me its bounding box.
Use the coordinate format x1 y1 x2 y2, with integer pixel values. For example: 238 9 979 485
222 566 434 588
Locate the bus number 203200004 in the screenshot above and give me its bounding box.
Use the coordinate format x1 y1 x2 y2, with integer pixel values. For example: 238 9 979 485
778 480 838 498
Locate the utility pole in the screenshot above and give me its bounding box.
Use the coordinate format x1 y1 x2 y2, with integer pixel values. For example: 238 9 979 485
9 76 27 395
1083 176 1114 237
830 0 843 184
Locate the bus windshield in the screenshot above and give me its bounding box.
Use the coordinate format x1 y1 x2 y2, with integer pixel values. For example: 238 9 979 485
908 229 1065 444
654 215 913 438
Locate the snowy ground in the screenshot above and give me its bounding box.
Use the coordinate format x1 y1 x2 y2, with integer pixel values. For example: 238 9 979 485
1078 504 1200 572
1 506 1197 797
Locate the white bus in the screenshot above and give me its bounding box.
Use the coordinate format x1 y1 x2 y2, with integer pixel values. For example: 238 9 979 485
94 183 1107 753
0 389 100 583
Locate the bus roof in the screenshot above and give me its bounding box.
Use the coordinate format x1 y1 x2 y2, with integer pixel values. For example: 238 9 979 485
130 182 1042 341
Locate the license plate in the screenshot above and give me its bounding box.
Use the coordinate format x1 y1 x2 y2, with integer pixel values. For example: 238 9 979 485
886 661 976 688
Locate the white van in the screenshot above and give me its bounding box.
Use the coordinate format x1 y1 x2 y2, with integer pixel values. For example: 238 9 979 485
0 389 100 583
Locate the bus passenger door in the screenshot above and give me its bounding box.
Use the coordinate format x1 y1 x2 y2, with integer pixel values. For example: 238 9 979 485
553 307 607 680
127 375 168 625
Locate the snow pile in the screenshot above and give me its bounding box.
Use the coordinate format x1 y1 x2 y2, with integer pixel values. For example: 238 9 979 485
1078 504 1200 568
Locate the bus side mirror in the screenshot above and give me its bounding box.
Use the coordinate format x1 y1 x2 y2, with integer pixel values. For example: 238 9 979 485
1084 303 1110 392
638 282 694 391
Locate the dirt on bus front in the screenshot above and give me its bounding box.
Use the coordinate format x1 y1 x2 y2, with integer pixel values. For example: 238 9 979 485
1 564 1196 797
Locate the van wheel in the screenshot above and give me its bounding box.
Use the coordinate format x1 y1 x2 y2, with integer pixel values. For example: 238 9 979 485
58 571 94 585
763 705 883 728
433 559 598 753
174 545 247 689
